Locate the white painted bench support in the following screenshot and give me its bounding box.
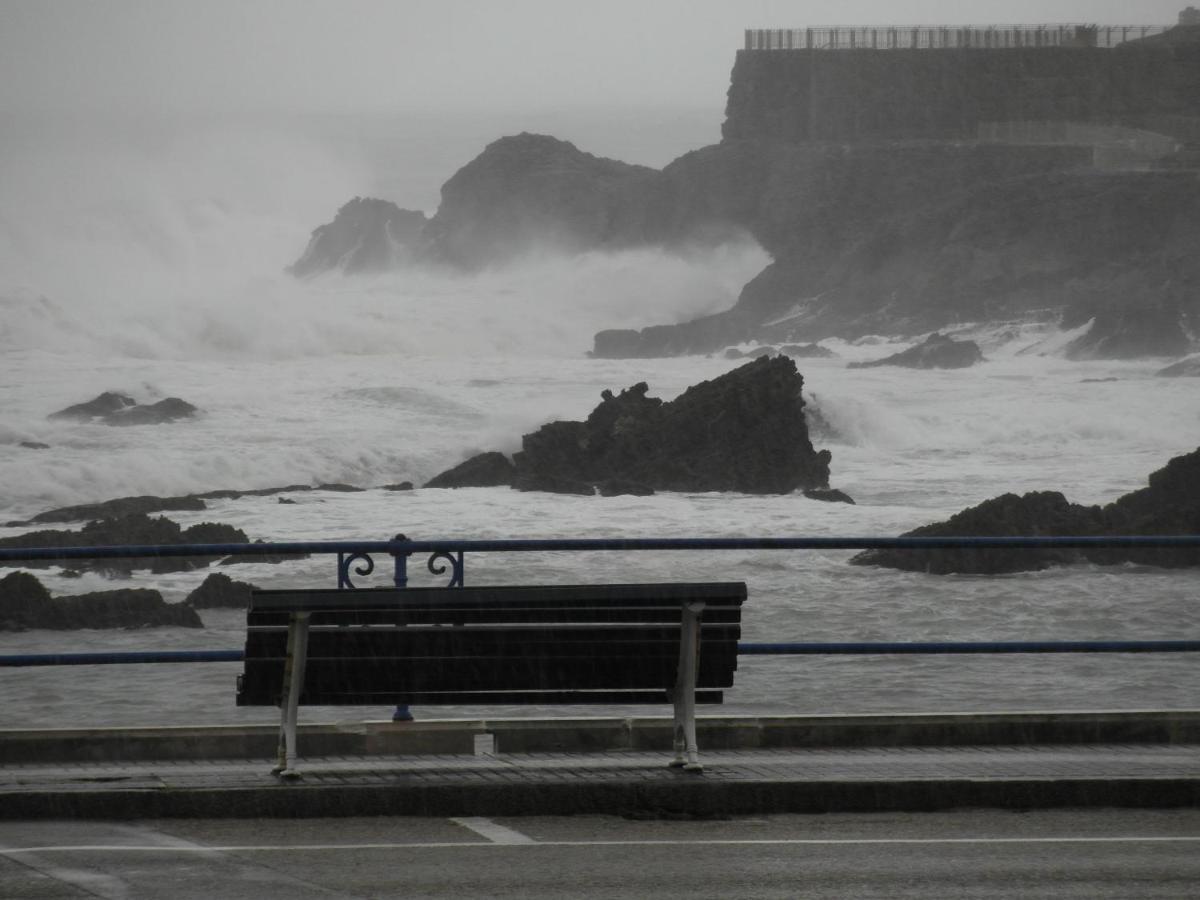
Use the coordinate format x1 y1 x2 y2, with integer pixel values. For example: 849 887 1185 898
670 599 706 772
273 611 310 778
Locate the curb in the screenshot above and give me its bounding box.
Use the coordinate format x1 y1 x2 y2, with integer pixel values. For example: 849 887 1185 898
4 777 1198 820
2 710 1199 764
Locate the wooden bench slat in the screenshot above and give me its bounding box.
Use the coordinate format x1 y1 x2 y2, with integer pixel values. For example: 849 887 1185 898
249 582 746 610
248 608 744 627
240 655 737 694
243 628 740 659
238 688 724 706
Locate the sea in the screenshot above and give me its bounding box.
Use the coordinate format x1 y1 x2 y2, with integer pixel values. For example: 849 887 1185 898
2 108 1198 730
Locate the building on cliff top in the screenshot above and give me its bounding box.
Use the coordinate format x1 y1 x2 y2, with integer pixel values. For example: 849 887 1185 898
725 22 1200 147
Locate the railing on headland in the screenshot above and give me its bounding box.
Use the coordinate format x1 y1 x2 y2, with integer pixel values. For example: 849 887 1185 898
2 534 1199 667
743 25 1170 51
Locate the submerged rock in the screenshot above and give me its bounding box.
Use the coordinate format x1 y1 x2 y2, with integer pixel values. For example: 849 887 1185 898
427 357 833 496
49 391 136 421
49 393 199 426
29 495 207 526
852 447 1200 574
847 333 984 370
0 514 249 575
804 488 855 504
0 571 202 630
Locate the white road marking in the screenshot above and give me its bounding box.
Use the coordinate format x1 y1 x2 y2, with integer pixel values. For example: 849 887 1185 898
2 836 1199 854
450 817 537 844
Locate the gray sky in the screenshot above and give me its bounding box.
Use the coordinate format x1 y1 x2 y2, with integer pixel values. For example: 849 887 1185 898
0 1 1188 115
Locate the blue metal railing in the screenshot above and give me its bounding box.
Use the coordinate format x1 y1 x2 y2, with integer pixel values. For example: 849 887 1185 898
2 534 1198 668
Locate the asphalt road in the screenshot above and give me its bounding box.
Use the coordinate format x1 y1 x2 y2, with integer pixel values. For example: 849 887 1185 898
2 809 1198 899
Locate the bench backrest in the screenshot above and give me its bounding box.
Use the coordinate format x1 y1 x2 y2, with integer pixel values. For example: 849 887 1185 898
237 582 746 707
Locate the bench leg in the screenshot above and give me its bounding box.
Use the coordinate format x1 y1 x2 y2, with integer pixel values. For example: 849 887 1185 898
670 600 705 773
273 612 310 778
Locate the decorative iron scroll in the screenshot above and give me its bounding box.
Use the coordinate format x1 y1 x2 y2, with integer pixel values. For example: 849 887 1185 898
427 551 465 588
337 551 375 589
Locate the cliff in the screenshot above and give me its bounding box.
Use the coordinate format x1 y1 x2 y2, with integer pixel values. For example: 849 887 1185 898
290 37 1200 359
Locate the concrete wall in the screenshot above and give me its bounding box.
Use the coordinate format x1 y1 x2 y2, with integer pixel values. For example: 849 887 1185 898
723 45 1200 143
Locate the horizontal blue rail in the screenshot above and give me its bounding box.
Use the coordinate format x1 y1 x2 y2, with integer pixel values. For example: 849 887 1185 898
4 642 1199 667
3 533 1200 563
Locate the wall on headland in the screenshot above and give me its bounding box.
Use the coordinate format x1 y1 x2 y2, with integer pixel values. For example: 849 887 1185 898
723 45 1200 143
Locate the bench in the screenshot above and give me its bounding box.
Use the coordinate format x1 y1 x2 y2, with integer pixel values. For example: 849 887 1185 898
237 582 747 776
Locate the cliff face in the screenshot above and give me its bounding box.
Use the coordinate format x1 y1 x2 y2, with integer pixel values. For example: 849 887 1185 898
596 140 1200 357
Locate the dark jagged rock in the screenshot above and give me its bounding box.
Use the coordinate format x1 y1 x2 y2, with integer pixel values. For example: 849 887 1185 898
804 488 855 504
852 448 1200 574
185 572 256 609
0 514 249 575
847 333 984 369
49 391 136 421
0 571 201 630
288 197 427 277
424 452 516 488
48 393 199 426
1157 355 1200 376
315 483 366 493
30 495 207 525
426 358 830 496
510 356 830 494
381 481 414 491
0 571 52 630
19 441 50 450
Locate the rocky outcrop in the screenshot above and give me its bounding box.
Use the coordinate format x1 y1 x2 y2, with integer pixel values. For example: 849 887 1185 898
0 571 202 630
851 447 1200 574
288 197 427 276
424 452 516 488
0 514 249 575
27 495 207 525
426 357 832 495
418 133 668 268
49 393 199 426
591 144 1200 358
184 572 256 609
848 334 984 369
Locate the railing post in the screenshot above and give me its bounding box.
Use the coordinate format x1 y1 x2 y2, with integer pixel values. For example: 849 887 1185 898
391 533 413 723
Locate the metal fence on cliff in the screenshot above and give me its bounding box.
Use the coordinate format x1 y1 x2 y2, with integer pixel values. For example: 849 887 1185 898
744 25 1170 51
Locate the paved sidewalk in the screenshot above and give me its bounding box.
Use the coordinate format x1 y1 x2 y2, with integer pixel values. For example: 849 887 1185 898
4 743 1198 819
